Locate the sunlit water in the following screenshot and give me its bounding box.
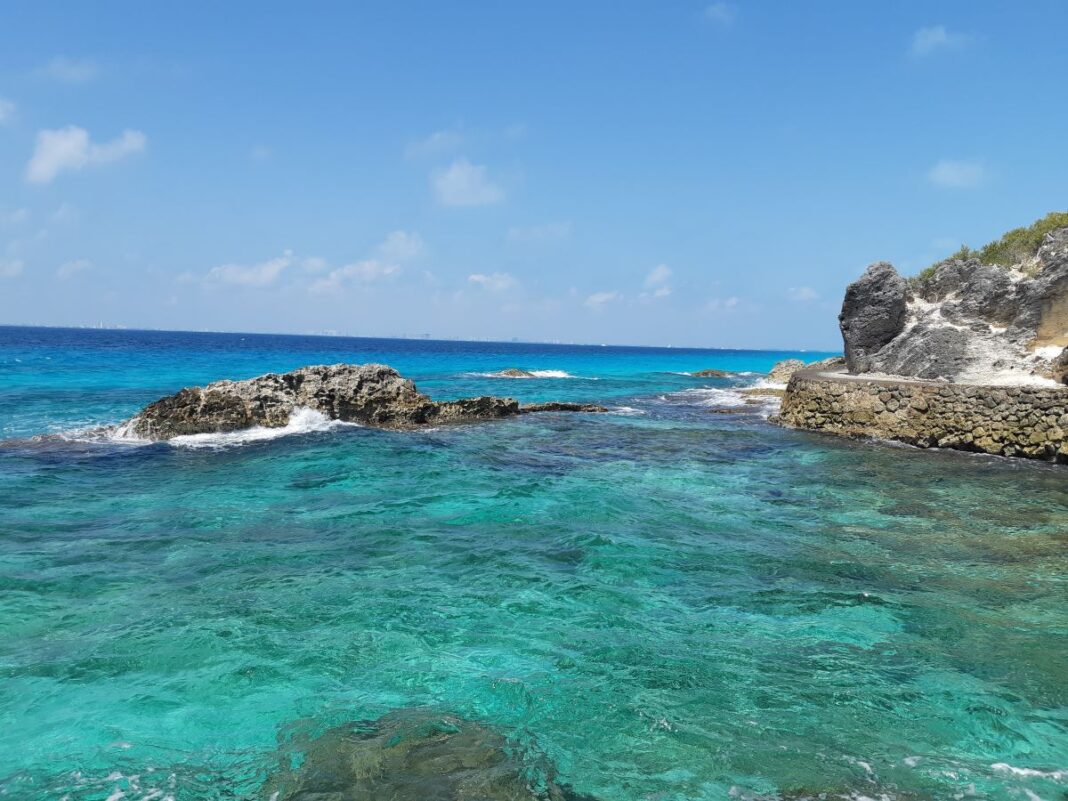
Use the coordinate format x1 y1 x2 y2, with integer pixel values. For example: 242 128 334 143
1 327 1065 801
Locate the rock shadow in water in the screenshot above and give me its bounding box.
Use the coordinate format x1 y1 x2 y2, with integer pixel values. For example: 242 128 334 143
262 709 596 801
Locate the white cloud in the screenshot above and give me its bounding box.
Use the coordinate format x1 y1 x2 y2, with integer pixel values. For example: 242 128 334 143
57 258 91 279
468 272 518 292
506 222 571 244
704 2 736 26
0 259 24 278
207 251 292 287
706 296 740 312
928 159 986 189
406 128 464 159
644 264 672 288
788 286 819 302
301 256 328 273
0 98 15 125
376 230 425 262
310 259 399 294
432 158 504 207
25 126 147 184
584 290 621 309
911 26 972 56
37 57 100 84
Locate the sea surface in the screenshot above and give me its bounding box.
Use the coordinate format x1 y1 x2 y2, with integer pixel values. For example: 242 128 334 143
1 326 1066 801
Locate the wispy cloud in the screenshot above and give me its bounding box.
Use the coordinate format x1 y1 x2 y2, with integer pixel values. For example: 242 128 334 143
706 296 739 312
406 128 464 159
376 230 425 262
468 272 518 292
2 208 29 226
310 260 399 294
0 98 15 125
639 264 673 300
25 126 147 184
249 145 273 162
928 159 986 189
584 290 621 309
308 231 422 294
788 286 819 302
57 258 91 280
704 2 736 26
506 222 571 244
432 158 504 207
910 26 972 57
36 57 100 84
0 259 24 279
207 251 293 287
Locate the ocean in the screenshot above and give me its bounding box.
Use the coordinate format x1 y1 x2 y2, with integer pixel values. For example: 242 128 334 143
1 326 1065 800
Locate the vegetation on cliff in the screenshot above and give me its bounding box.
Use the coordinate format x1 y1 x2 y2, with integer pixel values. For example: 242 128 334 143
916 211 1068 282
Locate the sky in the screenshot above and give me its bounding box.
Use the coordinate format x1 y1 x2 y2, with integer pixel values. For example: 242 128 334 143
1 1 1066 349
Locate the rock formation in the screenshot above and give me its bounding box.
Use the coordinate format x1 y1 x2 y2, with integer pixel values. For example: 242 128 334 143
122 363 603 440
692 368 733 378
260 709 596 801
838 222 1068 383
497 368 537 378
767 359 807 383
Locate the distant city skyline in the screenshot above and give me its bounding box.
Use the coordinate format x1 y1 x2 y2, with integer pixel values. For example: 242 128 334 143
1 1 1066 349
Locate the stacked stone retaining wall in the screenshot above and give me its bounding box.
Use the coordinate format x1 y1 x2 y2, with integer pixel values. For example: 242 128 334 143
777 369 1068 462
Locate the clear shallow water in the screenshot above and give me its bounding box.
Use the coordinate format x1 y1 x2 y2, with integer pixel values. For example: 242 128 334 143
1 326 1066 801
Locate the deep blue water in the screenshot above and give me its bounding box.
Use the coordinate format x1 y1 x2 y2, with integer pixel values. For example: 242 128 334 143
1 326 1066 801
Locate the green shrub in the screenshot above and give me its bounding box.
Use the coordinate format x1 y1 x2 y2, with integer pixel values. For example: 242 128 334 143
915 211 1068 281
976 211 1068 266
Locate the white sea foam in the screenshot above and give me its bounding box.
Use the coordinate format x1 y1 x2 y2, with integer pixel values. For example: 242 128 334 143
168 407 359 449
610 405 646 416
474 369 581 379
991 763 1067 781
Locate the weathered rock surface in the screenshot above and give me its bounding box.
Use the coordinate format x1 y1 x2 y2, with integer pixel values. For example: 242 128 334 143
778 369 1068 462
261 709 595 801
692 368 733 378
838 226 1068 382
767 359 807 383
497 368 537 378
522 401 609 413
122 363 602 440
838 262 909 373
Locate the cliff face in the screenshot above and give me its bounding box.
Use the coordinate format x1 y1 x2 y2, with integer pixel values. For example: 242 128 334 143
838 226 1068 384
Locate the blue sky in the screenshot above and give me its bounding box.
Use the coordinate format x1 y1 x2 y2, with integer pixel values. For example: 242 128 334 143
1 1 1066 349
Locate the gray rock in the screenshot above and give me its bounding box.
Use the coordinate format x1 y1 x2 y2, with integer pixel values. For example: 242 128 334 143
838 262 908 372
691 368 733 377
496 368 537 378
806 356 846 371
837 224 1068 383
522 402 608 413
767 359 806 383
1052 347 1068 384
122 363 598 440
260 709 595 801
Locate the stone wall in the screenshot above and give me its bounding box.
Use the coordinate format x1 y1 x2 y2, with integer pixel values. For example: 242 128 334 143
777 369 1068 463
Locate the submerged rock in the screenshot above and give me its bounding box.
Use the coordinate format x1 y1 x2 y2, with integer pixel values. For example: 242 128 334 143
122 363 600 441
692 368 733 378
261 709 595 801
497 368 537 378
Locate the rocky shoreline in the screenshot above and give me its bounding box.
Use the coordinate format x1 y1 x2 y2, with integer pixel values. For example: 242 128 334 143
120 363 606 441
776 215 1068 462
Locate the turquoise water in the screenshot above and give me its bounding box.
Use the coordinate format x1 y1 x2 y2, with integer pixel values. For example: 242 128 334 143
1 326 1066 800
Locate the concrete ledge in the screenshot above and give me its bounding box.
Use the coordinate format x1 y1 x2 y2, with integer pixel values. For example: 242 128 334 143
776 369 1068 462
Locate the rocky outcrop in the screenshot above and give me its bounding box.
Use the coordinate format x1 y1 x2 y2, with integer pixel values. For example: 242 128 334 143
261 709 595 801
778 369 1068 462
522 401 608 413
767 359 807 383
838 225 1068 382
839 262 909 372
692 368 733 378
497 368 536 378
122 363 602 440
